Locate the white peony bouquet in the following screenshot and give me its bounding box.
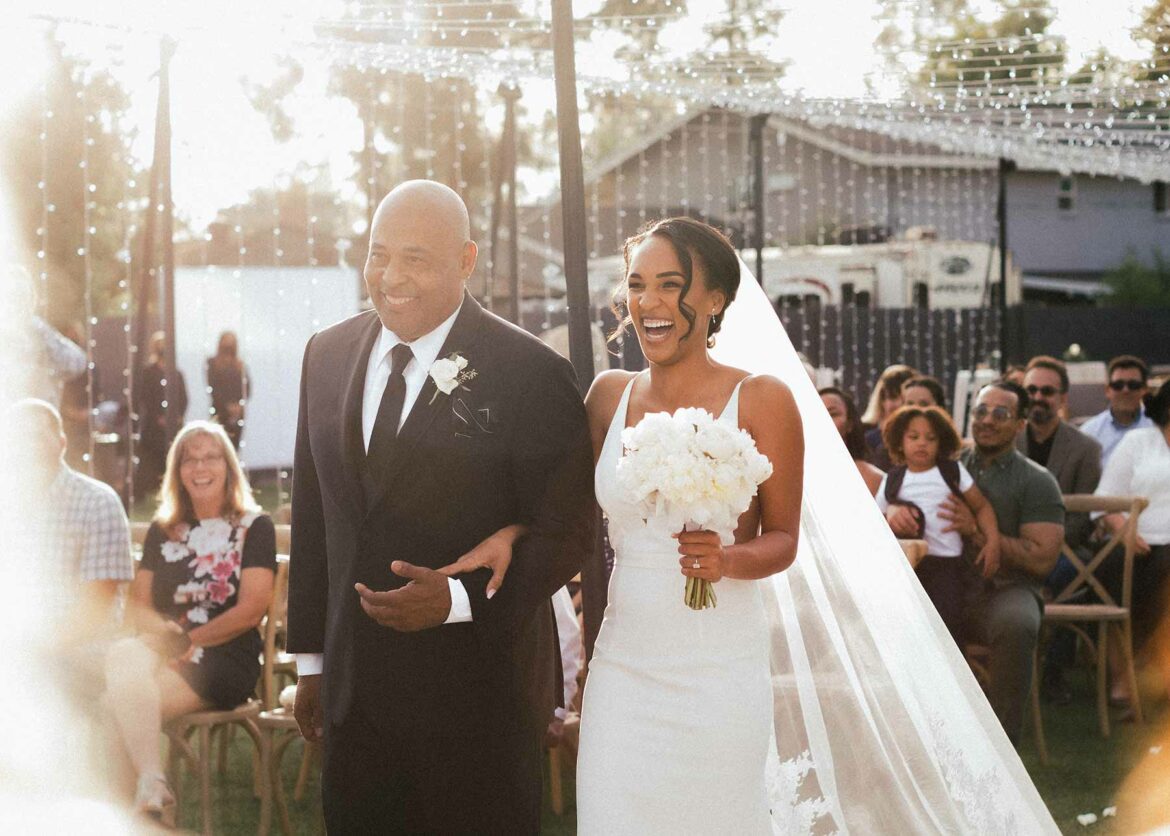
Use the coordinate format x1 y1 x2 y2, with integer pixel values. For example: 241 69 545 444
616 407 773 610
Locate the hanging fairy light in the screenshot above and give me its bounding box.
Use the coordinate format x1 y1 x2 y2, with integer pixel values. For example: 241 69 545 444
659 130 671 220
636 148 647 228
38 73 51 299
700 110 712 223
423 78 436 180
452 82 467 194
589 178 601 261
78 77 97 472
615 150 626 250
718 109 731 235
477 99 494 306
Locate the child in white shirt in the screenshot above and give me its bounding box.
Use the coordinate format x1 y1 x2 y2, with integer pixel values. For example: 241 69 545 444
877 406 1001 643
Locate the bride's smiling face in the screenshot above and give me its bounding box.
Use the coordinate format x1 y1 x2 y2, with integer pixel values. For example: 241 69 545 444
625 235 724 366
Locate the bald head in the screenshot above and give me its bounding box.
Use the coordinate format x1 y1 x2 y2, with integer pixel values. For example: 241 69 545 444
364 180 478 341
374 180 471 247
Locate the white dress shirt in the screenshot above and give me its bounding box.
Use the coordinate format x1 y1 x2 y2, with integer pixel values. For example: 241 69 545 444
297 302 472 677
1080 406 1154 468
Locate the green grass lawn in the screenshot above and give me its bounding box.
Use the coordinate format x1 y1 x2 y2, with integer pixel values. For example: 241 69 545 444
168 673 1168 835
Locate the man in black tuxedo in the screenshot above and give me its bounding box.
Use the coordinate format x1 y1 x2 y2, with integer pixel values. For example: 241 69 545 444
288 180 595 833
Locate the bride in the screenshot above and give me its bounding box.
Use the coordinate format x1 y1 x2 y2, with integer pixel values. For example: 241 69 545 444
575 216 1057 834
576 216 802 833
454 216 1057 832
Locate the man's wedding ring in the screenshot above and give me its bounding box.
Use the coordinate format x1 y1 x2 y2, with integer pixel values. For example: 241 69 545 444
692 560 700 569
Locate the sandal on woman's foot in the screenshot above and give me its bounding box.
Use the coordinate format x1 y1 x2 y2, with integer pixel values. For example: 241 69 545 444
134 773 176 828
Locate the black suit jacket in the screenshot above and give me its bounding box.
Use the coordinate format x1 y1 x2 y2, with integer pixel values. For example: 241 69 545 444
287 293 595 741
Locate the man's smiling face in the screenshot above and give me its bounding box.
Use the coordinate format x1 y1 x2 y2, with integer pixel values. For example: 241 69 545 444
363 182 477 342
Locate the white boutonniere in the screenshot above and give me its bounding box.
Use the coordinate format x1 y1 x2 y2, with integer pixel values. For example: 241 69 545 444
428 353 478 403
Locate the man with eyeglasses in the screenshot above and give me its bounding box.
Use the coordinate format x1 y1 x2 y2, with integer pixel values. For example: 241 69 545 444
1080 355 1154 467
1016 356 1103 703
938 380 1065 745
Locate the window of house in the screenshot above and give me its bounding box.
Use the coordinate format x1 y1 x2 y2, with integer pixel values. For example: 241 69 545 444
1057 176 1076 212
1155 181 1168 216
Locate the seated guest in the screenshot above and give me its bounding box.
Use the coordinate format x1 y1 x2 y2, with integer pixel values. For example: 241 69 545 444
1017 356 1103 702
877 405 1000 644
820 386 884 495
8 398 133 643
1093 379 1170 709
103 421 275 825
1080 355 1154 467
925 381 1065 745
901 375 948 411
1018 357 1103 533
861 364 917 470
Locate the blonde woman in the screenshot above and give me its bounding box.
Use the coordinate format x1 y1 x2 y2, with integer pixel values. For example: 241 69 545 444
104 421 275 825
861 363 917 469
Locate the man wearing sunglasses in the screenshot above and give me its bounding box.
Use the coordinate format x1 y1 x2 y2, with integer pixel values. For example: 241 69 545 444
1081 355 1154 467
1016 356 1103 703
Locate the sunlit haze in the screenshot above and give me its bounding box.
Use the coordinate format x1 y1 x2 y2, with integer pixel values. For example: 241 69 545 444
4 0 1152 232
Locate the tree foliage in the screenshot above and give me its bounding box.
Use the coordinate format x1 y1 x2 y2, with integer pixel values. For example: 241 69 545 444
917 1 1065 89
0 33 140 324
1103 250 1170 307
1135 0 1170 81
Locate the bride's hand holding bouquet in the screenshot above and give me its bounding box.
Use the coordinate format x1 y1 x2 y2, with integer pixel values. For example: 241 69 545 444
675 528 726 598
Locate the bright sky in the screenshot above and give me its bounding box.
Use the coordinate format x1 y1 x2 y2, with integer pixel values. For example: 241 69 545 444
2 0 1152 230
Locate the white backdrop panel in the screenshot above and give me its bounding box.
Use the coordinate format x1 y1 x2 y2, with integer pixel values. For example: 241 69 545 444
176 266 363 470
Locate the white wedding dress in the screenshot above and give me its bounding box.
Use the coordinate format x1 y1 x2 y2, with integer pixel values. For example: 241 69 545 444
576 260 1059 834
578 377 774 834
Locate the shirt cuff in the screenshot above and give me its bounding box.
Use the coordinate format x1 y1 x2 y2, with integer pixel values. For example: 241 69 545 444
296 653 324 676
444 577 473 624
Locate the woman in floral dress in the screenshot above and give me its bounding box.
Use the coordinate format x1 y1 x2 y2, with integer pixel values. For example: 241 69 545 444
103 421 275 826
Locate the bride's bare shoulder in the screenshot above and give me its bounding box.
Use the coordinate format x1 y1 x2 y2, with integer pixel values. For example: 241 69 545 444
739 374 799 420
585 369 638 424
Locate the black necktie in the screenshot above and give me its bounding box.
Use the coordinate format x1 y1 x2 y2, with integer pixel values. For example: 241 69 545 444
363 343 414 497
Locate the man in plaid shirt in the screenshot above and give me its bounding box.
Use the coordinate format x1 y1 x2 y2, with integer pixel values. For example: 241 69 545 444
10 399 134 636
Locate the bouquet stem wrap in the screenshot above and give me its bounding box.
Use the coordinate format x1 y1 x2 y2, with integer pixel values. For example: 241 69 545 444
683 522 718 611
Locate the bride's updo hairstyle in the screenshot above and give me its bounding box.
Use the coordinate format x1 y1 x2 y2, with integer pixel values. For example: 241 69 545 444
615 217 741 349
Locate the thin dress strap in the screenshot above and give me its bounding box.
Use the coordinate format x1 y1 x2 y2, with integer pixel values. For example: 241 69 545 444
718 378 747 424
603 375 640 454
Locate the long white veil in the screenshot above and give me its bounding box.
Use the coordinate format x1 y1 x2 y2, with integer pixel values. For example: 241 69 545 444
711 261 1057 834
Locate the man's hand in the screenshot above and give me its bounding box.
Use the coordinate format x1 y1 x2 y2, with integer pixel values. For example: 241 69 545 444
885 505 921 538
355 561 452 631
939 496 980 540
293 674 325 743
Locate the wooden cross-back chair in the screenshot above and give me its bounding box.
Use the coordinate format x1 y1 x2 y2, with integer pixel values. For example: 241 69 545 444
1030 494 1149 764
